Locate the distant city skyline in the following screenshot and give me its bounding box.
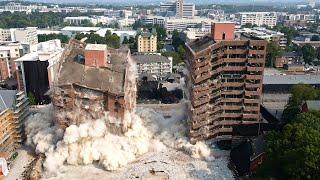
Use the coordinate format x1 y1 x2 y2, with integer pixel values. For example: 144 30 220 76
1 0 319 5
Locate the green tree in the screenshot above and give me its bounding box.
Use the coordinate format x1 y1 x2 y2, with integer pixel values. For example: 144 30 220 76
156 26 167 41
129 37 135 44
301 44 316 64
75 33 87 41
257 111 320 179
162 51 183 65
282 84 320 122
272 24 298 46
122 36 129 44
241 23 257 28
28 92 36 105
266 42 283 67
38 33 69 43
105 33 120 48
172 30 184 51
177 45 186 58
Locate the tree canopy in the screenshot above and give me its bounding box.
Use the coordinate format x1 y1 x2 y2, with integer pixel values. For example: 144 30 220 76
272 24 298 46
38 33 69 43
266 42 283 67
0 11 103 28
75 30 120 49
282 84 320 122
301 44 316 64
257 111 320 179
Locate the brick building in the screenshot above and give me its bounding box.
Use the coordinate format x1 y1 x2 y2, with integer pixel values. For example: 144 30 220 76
185 22 267 143
52 40 136 132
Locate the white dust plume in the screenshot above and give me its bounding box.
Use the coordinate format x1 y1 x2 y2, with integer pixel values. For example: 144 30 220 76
25 104 212 176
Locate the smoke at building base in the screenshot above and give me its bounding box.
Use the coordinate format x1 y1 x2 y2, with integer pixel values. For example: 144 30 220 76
24 104 213 177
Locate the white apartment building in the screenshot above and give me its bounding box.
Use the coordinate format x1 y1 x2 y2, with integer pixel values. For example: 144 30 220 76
285 14 316 21
0 27 38 45
165 17 216 33
0 42 28 82
239 12 277 27
132 54 173 80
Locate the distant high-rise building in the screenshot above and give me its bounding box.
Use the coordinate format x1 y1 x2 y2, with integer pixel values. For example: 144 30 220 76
160 0 195 18
309 0 316 8
176 0 183 18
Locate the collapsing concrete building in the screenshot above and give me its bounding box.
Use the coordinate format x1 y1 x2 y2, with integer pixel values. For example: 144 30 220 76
52 39 136 132
185 22 267 143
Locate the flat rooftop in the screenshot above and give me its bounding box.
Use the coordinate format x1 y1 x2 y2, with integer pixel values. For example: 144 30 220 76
85 44 107 51
263 74 320 85
132 55 171 63
61 26 101 32
57 43 129 95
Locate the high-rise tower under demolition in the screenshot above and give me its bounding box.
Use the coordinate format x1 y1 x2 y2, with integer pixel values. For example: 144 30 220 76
52 39 136 133
185 22 267 143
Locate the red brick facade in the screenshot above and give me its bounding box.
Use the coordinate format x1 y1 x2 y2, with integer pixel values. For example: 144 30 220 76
211 22 235 41
84 50 106 67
